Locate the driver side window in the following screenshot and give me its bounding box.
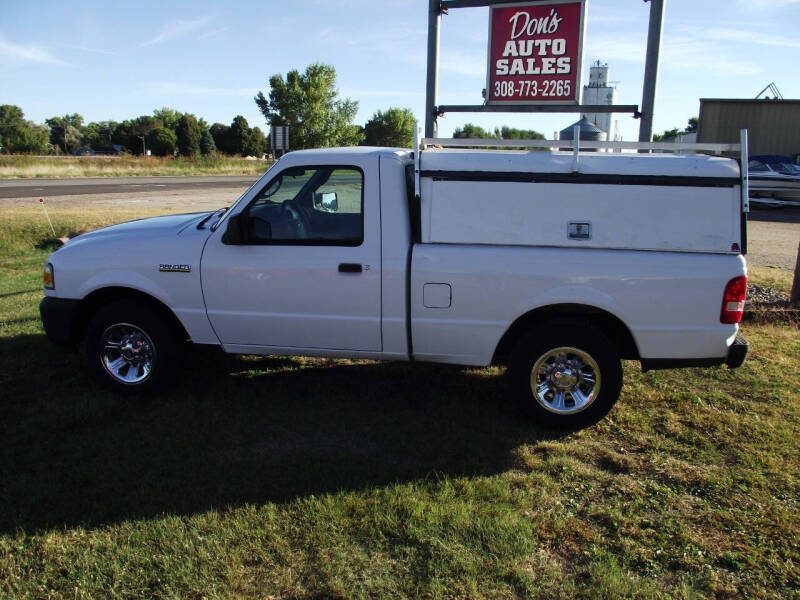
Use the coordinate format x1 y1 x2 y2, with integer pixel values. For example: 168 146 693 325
243 166 364 245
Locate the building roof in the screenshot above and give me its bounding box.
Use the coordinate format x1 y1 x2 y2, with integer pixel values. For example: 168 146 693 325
700 98 800 104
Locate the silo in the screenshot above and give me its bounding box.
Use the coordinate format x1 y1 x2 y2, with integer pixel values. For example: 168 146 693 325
559 118 607 151
582 61 618 141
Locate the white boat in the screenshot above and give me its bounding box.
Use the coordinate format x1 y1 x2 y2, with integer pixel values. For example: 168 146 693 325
748 155 800 206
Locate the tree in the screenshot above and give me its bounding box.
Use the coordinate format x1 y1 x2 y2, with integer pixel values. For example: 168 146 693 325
22 122 50 154
499 126 545 140
209 116 266 156
0 105 48 153
363 107 416 148
453 124 544 140
176 114 201 157
453 123 496 139
84 121 118 148
229 115 250 155
244 126 267 157
146 127 177 156
255 62 363 149
209 123 234 154
114 116 162 154
653 117 699 141
653 128 681 142
152 107 182 131
199 128 216 155
45 113 85 153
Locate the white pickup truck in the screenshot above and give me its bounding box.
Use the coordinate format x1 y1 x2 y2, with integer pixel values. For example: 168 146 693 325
40 138 750 426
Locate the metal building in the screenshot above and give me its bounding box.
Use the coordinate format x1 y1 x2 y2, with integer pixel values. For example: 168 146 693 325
697 99 800 157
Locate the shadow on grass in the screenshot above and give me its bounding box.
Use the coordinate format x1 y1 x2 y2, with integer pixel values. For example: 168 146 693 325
0 334 564 535
748 206 800 224
0 289 40 299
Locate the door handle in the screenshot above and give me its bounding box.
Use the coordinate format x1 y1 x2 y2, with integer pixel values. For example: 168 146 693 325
338 263 363 273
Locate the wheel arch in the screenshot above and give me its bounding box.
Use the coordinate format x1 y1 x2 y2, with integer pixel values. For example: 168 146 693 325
72 286 190 345
492 303 640 365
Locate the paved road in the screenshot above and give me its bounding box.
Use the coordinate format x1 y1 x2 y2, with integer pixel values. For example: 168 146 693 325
748 207 800 271
0 175 259 199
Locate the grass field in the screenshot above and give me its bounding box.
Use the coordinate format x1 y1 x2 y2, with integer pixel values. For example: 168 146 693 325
0 155 271 179
1 206 798 599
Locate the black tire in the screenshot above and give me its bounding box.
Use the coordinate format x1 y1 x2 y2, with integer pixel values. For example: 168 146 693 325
508 320 623 428
86 299 180 393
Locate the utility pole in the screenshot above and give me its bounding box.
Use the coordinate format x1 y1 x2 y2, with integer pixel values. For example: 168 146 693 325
638 0 666 146
137 135 146 157
424 0 441 139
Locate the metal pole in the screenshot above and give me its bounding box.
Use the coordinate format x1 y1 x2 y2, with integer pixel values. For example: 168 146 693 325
425 0 441 138
638 0 666 146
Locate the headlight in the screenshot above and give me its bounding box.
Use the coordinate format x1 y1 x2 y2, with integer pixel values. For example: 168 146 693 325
43 263 55 290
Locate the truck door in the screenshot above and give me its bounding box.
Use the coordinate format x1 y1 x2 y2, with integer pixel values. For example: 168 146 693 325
200 162 382 352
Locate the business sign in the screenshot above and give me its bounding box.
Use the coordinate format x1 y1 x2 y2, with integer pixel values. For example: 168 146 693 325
486 0 586 105
270 125 290 151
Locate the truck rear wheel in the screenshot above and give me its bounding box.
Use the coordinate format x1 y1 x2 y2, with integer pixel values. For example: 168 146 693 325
509 321 623 427
86 300 179 393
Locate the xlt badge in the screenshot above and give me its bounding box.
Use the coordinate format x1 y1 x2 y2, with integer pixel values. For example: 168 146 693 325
159 264 191 273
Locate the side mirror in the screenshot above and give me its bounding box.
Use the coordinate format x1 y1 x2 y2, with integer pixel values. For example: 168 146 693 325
222 214 245 244
314 191 338 213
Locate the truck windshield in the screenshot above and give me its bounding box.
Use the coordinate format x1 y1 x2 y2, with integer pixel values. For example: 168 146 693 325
210 176 265 231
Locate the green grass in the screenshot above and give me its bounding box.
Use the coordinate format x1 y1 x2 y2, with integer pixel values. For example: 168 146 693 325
749 265 794 296
0 154 271 179
1 207 799 599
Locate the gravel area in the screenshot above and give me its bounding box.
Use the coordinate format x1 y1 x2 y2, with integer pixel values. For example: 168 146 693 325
747 283 790 309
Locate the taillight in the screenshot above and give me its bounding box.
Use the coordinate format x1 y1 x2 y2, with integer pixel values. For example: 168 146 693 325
720 275 747 324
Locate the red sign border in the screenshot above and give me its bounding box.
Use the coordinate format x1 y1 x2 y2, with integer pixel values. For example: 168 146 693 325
485 0 588 106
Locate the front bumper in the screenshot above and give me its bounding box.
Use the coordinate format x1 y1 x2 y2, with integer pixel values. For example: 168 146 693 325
641 334 749 372
39 297 80 346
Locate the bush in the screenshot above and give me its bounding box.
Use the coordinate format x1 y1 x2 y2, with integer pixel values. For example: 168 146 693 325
146 127 177 156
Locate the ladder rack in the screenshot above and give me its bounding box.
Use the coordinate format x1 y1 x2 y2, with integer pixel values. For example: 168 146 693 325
420 137 741 154
413 127 750 213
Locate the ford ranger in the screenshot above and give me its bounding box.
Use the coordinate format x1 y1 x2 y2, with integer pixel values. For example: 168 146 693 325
39 140 750 426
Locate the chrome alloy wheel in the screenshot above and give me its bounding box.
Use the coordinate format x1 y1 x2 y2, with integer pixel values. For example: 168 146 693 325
530 346 601 415
100 323 156 385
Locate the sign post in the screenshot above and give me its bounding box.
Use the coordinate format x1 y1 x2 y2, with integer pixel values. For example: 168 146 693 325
425 0 442 138
486 0 586 106
638 0 666 145
423 0 652 138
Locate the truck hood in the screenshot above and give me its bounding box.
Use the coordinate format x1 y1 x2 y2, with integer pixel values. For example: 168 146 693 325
64 211 210 245
45 210 217 301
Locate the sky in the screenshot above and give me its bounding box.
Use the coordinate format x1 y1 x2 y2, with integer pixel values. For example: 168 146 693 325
1 0 799 141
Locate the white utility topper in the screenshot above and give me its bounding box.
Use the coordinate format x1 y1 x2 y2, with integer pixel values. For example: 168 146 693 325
40 131 750 427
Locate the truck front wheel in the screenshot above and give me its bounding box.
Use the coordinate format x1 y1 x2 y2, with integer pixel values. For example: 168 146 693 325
509 321 623 427
86 300 179 393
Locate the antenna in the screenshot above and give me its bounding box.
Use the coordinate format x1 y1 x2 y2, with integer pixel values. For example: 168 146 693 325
755 82 784 100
